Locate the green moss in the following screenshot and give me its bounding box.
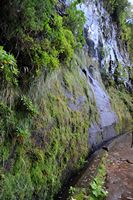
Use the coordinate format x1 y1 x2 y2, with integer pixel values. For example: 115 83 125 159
103 0 132 60
0 51 132 200
0 46 19 86
0 58 99 199
0 0 85 82
0 48 131 200
88 157 108 200
108 87 133 134
67 153 108 200
114 63 128 84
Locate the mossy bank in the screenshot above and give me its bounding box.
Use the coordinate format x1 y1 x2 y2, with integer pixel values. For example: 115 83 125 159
0 0 133 199
0 50 132 200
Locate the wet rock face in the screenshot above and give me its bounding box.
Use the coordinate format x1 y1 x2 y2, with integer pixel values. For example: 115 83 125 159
77 0 130 77
82 67 117 150
63 0 132 149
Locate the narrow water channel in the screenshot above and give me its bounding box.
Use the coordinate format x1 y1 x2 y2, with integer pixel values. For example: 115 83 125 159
55 133 132 200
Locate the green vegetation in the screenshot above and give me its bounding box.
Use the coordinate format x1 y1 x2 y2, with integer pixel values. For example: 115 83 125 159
127 23 133 62
108 87 133 134
0 0 85 82
0 58 99 199
63 1 85 47
113 63 128 84
103 0 130 21
103 0 133 62
0 2 93 199
19 95 38 116
0 46 19 86
101 64 133 134
88 158 108 200
67 154 108 200
101 61 133 91
0 0 132 199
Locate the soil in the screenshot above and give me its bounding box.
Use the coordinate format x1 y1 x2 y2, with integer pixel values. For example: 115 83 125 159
105 133 133 200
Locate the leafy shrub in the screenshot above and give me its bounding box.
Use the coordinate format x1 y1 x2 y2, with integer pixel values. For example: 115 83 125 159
0 0 85 79
103 0 133 60
125 23 133 62
0 46 19 85
20 95 38 116
0 102 16 138
89 160 108 200
103 0 130 21
101 69 115 88
16 126 30 140
114 63 128 85
67 155 108 200
63 1 85 47
0 102 12 116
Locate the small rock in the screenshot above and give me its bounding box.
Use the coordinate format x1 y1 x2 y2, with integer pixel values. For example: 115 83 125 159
126 159 133 164
102 146 109 151
127 197 133 200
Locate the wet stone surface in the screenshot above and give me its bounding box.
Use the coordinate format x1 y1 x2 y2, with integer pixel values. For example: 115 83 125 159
106 133 133 200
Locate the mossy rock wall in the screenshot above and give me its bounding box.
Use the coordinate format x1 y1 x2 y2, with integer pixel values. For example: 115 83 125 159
108 86 133 134
0 50 132 200
0 54 98 200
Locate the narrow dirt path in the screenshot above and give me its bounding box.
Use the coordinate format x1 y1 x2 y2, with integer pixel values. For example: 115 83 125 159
105 133 133 200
